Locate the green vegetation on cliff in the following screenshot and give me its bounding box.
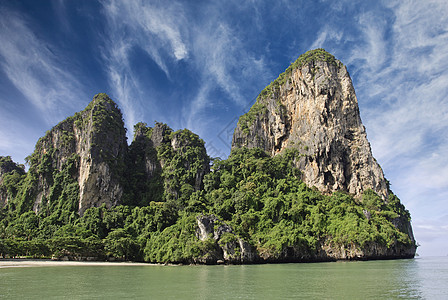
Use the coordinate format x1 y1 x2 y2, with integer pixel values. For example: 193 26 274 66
258 48 338 100
123 122 209 207
0 147 413 262
237 48 341 135
0 93 415 263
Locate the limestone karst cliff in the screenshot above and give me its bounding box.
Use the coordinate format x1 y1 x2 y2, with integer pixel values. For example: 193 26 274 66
0 156 26 208
0 51 416 263
233 49 388 200
124 122 210 206
2 94 210 216
22 93 128 215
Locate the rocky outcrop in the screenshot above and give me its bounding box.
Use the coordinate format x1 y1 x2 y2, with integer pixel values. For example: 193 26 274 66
318 239 416 260
196 215 257 264
169 130 210 191
0 156 25 177
0 51 415 263
28 93 128 215
232 49 388 200
75 94 127 214
195 214 415 264
0 156 26 207
2 94 210 214
125 122 210 205
230 49 416 261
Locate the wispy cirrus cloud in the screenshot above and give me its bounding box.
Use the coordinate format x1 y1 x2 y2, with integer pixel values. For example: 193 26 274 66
348 1 448 163
102 36 143 135
0 4 89 163
355 1 448 193
413 214 448 256
102 0 188 74
179 1 273 146
101 0 190 134
310 26 344 51
100 0 271 143
0 5 84 124
185 19 269 135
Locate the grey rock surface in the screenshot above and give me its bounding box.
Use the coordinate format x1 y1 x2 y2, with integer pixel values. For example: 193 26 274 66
30 94 127 215
233 58 388 200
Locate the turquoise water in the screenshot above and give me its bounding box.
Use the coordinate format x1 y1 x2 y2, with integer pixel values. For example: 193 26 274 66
1 257 447 299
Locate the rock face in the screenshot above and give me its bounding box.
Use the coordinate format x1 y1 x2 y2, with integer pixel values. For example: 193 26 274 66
227 49 416 262
196 215 257 264
2 94 210 215
125 122 210 206
232 49 388 199
0 156 26 207
195 213 415 264
0 57 415 263
27 93 128 215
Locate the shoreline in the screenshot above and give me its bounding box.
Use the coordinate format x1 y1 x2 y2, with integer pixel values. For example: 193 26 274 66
0 259 160 268
0 256 420 268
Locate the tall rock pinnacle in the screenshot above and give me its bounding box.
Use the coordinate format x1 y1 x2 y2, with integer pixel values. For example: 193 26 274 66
28 93 128 215
232 49 388 199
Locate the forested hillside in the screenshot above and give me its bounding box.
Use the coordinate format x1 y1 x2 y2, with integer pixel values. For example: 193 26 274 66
0 50 416 263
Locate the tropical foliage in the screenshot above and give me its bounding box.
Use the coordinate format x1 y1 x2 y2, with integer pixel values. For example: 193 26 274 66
0 145 413 262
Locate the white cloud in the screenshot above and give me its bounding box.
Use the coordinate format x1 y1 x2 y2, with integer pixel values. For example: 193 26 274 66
102 0 188 73
311 0 448 203
101 0 271 140
0 6 84 124
413 216 448 256
351 12 388 72
182 3 273 141
192 23 261 106
361 1 448 172
101 0 191 135
310 26 344 51
106 65 141 134
134 2 188 61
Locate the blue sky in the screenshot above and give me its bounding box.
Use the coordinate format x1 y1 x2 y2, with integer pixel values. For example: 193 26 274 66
0 0 447 256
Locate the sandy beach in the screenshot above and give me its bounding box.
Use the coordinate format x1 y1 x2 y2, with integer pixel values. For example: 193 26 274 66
0 259 157 268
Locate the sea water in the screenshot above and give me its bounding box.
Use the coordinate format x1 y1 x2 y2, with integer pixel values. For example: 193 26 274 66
1 257 447 299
